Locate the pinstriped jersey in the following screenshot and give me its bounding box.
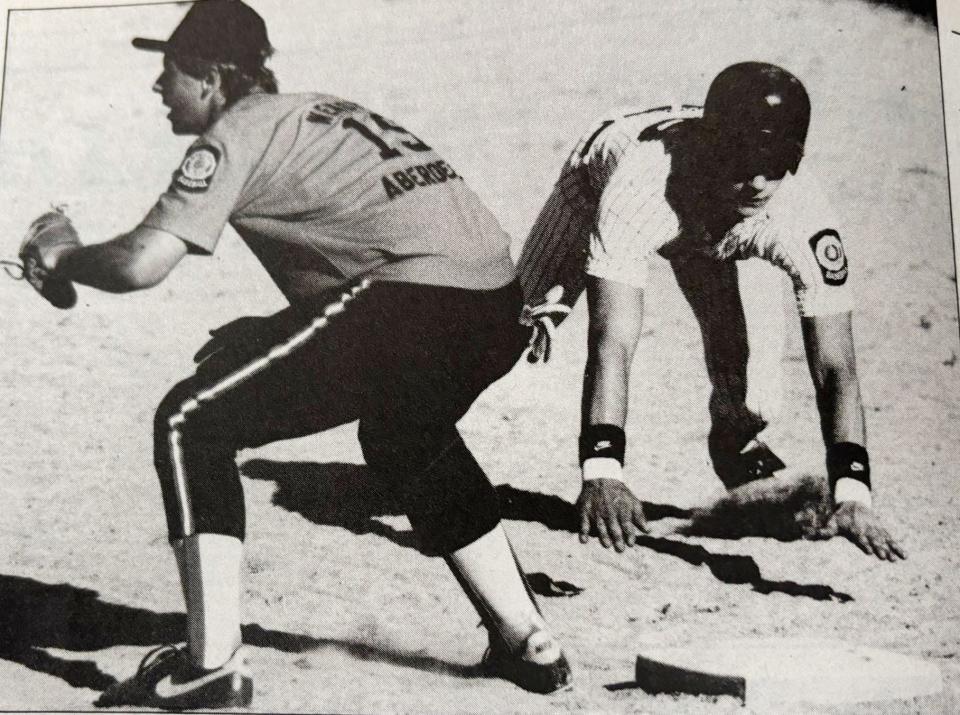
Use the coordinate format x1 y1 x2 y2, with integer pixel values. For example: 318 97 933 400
518 106 854 317
143 93 515 304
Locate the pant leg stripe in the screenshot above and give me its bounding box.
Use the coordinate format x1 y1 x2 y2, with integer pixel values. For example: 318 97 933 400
168 428 195 536
163 278 371 537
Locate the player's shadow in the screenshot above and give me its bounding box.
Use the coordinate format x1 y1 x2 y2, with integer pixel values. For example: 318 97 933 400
240 459 427 553
495 485 853 603
241 459 850 602
241 459 586 599
0 574 480 696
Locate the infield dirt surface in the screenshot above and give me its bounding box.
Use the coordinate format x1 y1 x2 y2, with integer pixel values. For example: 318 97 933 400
0 0 958 712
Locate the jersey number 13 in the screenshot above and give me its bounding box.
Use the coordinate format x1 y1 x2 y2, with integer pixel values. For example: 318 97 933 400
343 113 432 161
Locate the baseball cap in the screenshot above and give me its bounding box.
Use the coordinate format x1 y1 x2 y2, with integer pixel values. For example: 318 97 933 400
132 0 271 72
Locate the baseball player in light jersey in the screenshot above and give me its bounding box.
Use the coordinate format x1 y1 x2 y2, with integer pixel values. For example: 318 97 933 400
518 62 905 562
29 1 571 708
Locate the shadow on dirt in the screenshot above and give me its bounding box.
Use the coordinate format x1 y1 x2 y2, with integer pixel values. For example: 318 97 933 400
496 485 853 603
241 459 589 600
240 459 851 603
0 574 480 694
241 458 426 553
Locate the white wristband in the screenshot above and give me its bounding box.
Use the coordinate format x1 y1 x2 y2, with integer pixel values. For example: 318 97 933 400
833 477 873 508
582 457 623 482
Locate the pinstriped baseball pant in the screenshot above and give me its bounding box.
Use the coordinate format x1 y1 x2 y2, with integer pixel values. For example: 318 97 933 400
153 280 529 556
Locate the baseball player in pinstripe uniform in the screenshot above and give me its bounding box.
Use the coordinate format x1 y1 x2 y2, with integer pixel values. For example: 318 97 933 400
518 62 905 562
29 1 570 708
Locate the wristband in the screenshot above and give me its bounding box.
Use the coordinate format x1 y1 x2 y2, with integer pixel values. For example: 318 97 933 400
582 457 624 482
579 424 626 466
826 442 872 506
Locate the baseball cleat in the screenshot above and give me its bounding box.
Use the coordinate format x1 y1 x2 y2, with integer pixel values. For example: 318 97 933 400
95 644 252 710
482 629 573 694
715 440 786 490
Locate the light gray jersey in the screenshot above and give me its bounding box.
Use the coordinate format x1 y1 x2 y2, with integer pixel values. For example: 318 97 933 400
144 93 515 304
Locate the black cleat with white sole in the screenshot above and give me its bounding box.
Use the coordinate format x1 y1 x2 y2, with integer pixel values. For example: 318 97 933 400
96 644 252 710
714 440 786 490
482 630 573 694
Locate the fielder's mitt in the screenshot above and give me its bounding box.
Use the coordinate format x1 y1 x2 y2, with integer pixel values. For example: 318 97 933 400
3 207 80 309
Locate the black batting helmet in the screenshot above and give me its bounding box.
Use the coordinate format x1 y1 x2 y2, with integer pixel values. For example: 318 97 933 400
702 62 811 179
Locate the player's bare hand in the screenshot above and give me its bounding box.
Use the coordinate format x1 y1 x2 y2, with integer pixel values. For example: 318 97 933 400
821 502 906 562
576 478 647 552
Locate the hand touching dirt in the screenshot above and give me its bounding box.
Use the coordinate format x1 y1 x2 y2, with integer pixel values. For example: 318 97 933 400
818 502 906 562
576 478 647 552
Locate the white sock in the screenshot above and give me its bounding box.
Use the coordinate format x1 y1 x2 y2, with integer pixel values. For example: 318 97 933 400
173 534 243 670
172 539 190 607
447 524 547 652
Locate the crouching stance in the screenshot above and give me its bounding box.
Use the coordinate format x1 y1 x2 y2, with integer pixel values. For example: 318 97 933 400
518 62 905 561
28 1 569 708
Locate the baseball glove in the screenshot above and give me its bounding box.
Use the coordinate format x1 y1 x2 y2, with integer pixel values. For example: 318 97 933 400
8 208 80 309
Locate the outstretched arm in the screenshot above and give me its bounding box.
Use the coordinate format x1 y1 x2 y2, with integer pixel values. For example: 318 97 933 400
50 225 188 293
801 312 865 446
577 275 648 552
801 312 905 561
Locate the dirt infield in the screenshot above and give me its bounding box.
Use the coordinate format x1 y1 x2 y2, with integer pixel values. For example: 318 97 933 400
0 0 957 712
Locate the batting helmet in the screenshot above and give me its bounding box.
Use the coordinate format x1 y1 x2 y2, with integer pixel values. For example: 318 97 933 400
702 62 811 179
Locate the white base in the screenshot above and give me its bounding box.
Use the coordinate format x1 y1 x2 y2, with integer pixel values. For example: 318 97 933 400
634 637 943 707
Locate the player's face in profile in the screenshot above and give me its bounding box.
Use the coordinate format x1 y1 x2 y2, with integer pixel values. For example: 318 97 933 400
152 57 210 135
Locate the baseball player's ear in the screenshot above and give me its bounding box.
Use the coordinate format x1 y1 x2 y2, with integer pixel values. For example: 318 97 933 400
201 67 224 97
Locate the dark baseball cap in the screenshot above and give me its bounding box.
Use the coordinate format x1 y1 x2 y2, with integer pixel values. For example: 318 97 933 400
132 0 271 72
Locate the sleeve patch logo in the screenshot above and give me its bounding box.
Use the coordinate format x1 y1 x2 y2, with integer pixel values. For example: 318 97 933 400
809 229 848 286
175 145 220 193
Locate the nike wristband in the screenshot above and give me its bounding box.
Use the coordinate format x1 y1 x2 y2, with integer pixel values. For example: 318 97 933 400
826 442 872 507
579 424 626 466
